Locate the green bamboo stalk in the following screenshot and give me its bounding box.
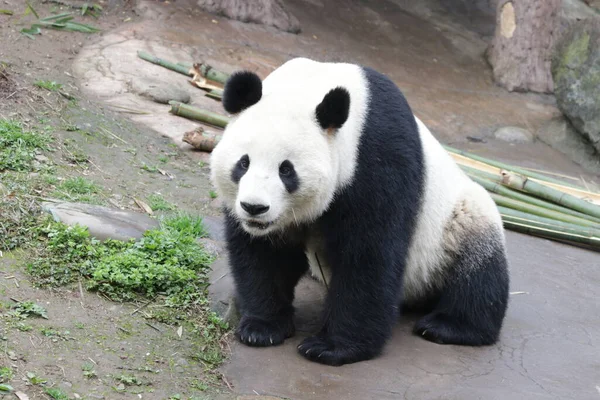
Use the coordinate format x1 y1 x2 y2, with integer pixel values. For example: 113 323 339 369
501 219 600 250
137 51 191 76
205 92 222 101
490 193 600 228
498 206 600 238
444 145 585 189
465 169 600 224
169 101 229 128
501 171 600 219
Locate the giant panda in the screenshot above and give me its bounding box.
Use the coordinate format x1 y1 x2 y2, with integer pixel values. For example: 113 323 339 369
209 57 510 366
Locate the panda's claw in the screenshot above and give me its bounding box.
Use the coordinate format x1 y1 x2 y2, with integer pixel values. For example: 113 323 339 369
236 315 294 347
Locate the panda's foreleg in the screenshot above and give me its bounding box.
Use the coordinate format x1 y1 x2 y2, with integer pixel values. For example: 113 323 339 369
297 225 405 366
413 228 509 345
224 214 308 347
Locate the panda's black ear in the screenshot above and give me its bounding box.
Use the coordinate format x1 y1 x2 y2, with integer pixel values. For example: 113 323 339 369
222 71 262 114
315 87 350 131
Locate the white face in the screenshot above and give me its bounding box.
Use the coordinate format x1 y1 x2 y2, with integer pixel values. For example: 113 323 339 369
210 111 337 237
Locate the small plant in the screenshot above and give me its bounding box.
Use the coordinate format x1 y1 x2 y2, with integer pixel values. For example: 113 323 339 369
0 119 51 172
45 387 69 400
117 374 141 386
209 190 218 199
15 323 33 332
158 155 169 163
12 301 48 319
160 213 208 238
26 371 47 385
147 194 175 211
82 362 97 378
140 163 158 173
74 322 85 329
34 80 63 92
0 367 13 383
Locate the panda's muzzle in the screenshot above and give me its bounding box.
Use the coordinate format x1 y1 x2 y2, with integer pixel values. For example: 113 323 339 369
245 220 273 230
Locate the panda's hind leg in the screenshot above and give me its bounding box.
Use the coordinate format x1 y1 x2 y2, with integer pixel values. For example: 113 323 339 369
413 224 509 346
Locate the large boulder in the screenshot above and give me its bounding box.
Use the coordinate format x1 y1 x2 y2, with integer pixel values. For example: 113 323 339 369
196 0 301 34
552 18 600 153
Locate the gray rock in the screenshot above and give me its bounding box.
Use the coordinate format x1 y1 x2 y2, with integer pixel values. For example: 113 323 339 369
129 77 191 105
536 116 600 174
552 18 600 153
41 201 160 241
196 0 301 34
494 126 534 143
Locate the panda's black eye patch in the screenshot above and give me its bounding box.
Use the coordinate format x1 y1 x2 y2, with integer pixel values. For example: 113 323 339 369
279 160 299 193
231 154 250 183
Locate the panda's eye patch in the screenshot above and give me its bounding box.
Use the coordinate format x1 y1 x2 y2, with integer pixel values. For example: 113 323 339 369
231 154 250 183
279 160 299 193
279 162 293 176
239 155 250 170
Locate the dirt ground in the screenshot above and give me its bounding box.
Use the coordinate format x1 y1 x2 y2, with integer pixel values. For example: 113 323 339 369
1 0 599 399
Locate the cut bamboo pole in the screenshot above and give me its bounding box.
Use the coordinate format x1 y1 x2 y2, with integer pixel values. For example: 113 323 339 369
446 148 600 204
501 220 600 250
169 101 229 128
464 168 600 224
490 193 600 228
137 51 191 76
498 206 600 238
444 145 583 188
501 171 600 219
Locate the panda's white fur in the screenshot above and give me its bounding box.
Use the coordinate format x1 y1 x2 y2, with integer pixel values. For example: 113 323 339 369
211 57 510 365
211 58 369 236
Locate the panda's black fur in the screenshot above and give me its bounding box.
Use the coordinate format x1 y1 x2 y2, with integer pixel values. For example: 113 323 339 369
219 64 509 366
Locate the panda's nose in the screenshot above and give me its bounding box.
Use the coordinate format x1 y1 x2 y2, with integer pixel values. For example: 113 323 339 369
241 202 270 216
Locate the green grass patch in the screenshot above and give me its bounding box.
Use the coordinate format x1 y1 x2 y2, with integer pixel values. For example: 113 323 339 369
26 214 227 364
45 387 69 400
53 176 102 203
34 80 63 92
147 193 175 212
209 190 217 199
0 367 13 383
0 119 51 172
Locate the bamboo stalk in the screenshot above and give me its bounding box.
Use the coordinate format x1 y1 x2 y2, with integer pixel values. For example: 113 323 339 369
444 145 583 188
205 92 223 101
137 51 191 76
465 168 600 224
447 148 600 204
501 171 600 219
490 193 600 228
169 101 229 128
502 220 600 250
182 127 222 152
498 206 600 238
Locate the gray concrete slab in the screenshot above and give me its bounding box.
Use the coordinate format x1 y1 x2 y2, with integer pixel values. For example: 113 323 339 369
208 228 600 400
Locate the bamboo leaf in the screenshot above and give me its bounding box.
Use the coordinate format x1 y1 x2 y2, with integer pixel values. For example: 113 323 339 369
0 9 14 15
40 12 73 21
25 1 39 18
20 26 41 39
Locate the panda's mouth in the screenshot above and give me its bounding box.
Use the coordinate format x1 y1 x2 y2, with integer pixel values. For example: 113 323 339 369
245 220 274 230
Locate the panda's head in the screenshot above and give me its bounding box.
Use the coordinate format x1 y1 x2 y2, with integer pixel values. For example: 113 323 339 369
210 70 351 237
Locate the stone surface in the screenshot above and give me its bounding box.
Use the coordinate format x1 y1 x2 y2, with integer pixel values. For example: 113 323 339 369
41 201 160 241
214 229 600 400
196 0 301 34
494 126 534 143
552 18 600 153
537 116 600 174
128 77 191 104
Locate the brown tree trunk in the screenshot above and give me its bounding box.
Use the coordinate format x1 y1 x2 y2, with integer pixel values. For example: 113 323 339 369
196 0 301 34
487 0 562 93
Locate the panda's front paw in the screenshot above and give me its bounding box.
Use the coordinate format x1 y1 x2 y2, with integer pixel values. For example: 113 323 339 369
236 315 295 347
297 335 375 366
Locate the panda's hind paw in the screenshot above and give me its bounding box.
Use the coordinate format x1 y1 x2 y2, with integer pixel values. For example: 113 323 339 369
236 315 294 347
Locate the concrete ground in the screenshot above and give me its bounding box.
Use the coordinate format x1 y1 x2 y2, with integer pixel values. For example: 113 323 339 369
68 0 600 399
207 229 600 400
